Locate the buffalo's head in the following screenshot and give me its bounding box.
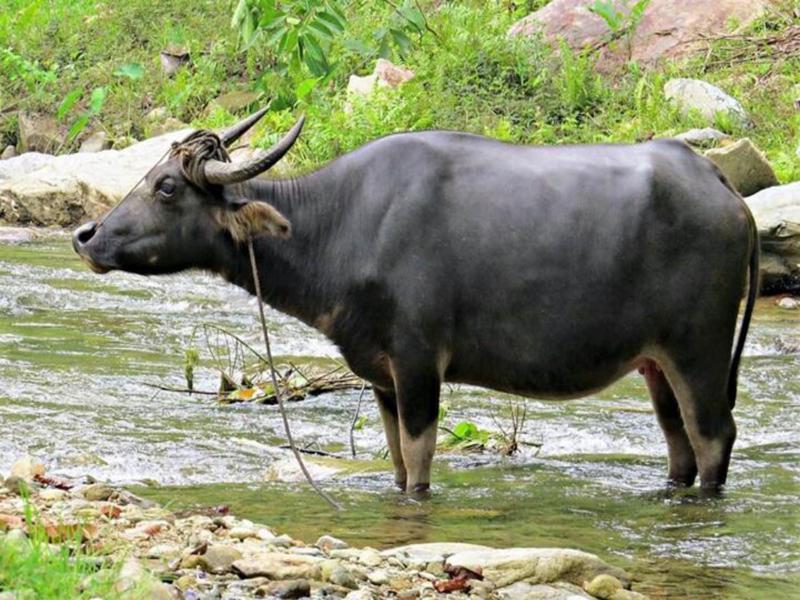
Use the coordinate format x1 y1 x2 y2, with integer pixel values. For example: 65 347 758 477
72 109 302 275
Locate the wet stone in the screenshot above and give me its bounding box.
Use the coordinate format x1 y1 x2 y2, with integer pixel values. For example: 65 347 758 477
199 545 244 574
316 534 349 552
255 578 311 598
82 483 115 501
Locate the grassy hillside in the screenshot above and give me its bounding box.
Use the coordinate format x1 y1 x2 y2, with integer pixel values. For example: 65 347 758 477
1 0 798 181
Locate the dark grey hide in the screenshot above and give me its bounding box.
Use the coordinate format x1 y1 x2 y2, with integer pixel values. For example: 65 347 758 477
73 110 759 494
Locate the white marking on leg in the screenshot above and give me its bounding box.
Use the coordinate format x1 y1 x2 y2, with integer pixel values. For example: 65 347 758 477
400 420 437 494
377 400 406 488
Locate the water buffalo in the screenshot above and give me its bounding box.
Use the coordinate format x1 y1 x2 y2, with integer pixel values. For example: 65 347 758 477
73 109 758 494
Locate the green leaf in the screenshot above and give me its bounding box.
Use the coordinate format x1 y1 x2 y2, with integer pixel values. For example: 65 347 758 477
88 87 106 114
398 5 425 34
452 421 478 440
390 28 413 57
56 89 82 121
113 62 144 80
317 10 345 32
308 18 333 40
342 37 371 57
295 77 319 100
67 114 89 143
231 0 249 27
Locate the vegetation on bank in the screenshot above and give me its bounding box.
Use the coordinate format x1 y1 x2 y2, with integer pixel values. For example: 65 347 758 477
0 494 125 599
1 0 798 181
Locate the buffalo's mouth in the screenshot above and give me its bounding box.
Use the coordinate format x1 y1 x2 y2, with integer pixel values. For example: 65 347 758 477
79 254 112 274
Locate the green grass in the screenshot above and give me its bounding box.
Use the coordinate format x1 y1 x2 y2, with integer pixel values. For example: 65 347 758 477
0 498 123 599
0 0 798 181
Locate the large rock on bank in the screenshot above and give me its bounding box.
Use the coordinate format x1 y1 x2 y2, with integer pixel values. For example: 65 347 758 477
0 129 191 227
704 138 779 197
508 0 772 67
746 183 800 294
664 79 750 129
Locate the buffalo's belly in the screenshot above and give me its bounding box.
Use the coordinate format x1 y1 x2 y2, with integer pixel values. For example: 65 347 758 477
444 350 643 399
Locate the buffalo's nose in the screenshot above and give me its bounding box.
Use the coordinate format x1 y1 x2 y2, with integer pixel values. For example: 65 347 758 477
73 221 98 251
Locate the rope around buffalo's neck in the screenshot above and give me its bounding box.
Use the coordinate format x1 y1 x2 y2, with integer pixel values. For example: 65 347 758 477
247 238 343 511
95 130 341 510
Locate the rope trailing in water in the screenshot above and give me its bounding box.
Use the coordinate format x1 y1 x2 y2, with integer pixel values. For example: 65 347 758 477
247 238 343 511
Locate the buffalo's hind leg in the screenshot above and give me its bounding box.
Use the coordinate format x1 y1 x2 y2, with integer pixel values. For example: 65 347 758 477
375 387 407 490
661 354 737 492
641 360 698 486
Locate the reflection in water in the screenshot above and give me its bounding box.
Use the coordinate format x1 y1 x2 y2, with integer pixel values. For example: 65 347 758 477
1 236 799 599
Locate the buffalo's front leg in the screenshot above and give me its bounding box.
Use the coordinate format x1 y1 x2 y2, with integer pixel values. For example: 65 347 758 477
375 387 406 490
391 359 440 495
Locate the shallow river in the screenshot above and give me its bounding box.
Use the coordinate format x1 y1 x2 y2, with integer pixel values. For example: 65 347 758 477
0 234 798 599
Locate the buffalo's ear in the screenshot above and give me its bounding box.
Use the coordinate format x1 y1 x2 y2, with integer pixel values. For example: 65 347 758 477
222 196 292 242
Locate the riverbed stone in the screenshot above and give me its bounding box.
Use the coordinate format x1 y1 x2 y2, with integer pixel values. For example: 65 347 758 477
81 483 115 501
199 545 244 574
9 455 45 480
584 574 623 599
445 548 629 589
1 146 16 160
383 542 493 565
665 79 750 128
232 552 323 580
255 578 311 598
328 565 359 589
704 139 778 197
499 581 592 599
316 533 349 552
38 489 67 502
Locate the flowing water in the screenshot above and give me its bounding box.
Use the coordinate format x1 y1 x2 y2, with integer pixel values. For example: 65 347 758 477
0 233 798 599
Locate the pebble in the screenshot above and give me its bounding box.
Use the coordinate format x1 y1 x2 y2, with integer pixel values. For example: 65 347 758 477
255 578 311 598
316 533 349 552
368 568 390 585
9 455 45 480
328 566 359 589
778 297 799 310
230 526 258 540
358 548 383 567
82 483 114 501
199 545 244 574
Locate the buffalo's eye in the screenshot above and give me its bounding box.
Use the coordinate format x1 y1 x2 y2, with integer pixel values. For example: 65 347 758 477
157 178 176 197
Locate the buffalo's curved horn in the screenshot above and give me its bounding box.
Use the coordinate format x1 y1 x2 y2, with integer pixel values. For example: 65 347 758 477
204 116 306 185
220 107 270 147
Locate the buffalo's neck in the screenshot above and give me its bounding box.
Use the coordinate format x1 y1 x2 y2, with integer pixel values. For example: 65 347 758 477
218 172 347 329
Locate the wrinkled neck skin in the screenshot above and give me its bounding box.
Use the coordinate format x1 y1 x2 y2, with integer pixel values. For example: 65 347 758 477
215 173 344 328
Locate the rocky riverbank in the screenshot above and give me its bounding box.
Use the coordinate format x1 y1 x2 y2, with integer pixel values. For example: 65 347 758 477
0 457 648 600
